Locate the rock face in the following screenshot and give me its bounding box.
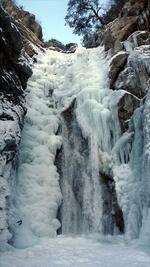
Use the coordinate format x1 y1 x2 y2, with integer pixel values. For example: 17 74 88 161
109 52 129 89
115 45 150 98
95 0 150 52
103 0 150 132
14 19 44 57
6 0 43 41
0 5 32 244
125 31 150 50
3 0 44 57
117 92 140 133
45 39 78 53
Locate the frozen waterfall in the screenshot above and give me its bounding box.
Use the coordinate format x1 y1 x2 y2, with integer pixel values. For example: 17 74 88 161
11 46 150 247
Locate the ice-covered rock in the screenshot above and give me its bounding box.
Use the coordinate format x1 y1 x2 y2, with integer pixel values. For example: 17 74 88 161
118 91 140 132
0 5 32 245
115 45 150 98
124 31 150 52
109 51 129 88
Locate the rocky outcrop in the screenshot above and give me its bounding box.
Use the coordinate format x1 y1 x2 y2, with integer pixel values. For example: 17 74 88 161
14 19 44 57
6 0 43 40
109 43 150 132
0 5 32 244
95 0 149 52
45 39 78 53
115 45 150 98
103 0 150 132
118 92 140 133
109 52 129 89
2 0 44 57
124 31 150 50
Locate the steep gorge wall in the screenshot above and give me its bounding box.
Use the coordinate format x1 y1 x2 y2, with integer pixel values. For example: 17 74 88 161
0 5 35 245
104 0 150 240
6 0 43 41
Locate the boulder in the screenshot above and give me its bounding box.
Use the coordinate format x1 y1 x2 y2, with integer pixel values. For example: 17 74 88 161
118 92 140 132
45 39 78 53
109 51 129 88
65 43 78 53
115 45 150 98
124 31 150 52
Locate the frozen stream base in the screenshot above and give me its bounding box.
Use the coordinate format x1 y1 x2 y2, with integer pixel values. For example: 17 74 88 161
0 236 150 267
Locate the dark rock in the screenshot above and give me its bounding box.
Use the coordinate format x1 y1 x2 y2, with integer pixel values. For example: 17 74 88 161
14 56 33 89
124 31 150 51
109 52 129 88
61 99 76 130
65 43 78 53
1 1 44 58
45 39 65 51
138 7 150 31
118 92 140 132
100 172 124 234
115 45 150 98
90 0 149 51
14 19 44 58
45 39 78 53
0 70 24 104
122 0 147 17
6 0 43 41
0 4 32 243
0 6 23 54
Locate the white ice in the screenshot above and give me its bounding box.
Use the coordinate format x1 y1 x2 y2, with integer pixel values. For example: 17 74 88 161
0 236 150 267
13 50 63 248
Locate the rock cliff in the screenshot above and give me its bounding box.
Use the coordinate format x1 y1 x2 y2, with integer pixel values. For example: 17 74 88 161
6 0 43 40
0 4 36 245
103 0 150 133
96 0 149 52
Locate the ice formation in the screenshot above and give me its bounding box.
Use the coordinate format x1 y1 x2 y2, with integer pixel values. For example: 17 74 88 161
1 45 149 248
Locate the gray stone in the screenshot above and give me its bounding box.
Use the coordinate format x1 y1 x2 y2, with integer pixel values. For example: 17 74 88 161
109 51 129 88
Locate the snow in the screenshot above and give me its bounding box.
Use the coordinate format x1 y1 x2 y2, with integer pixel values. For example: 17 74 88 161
0 236 150 267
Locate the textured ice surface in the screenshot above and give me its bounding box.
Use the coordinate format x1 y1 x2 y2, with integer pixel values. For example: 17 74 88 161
0 236 150 267
7 45 150 247
0 96 26 244
13 51 62 248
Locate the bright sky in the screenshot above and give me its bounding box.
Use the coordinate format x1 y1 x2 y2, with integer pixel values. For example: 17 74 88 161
17 0 82 45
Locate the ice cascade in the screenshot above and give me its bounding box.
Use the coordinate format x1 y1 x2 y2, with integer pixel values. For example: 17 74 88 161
10 47 150 247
